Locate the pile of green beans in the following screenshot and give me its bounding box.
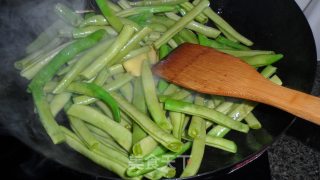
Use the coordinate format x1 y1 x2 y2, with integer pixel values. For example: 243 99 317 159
15 0 284 179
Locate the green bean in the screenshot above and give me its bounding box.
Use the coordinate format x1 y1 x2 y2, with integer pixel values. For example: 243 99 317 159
17 37 64 70
49 92 72 117
96 0 124 32
168 39 179 48
91 128 129 155
73 26 117 38
218 49 275 57
149 23 168 33
86 122 113 139
132 78 147 144
193 0 253 46
211 95 225 107
162 84 179 95
165 12 220 39
26 20 66 54
109 26 153 65
106 0 122 12
117 0 132 9
126 142 191 177
180 2 208 24
110 92 183 152
143 146 168 160
117 6 177 18
216 24 238 42
181 115 205 177
108 64 125 75
95 101 132 129
66 82 121 122
159 89 191 102
244 112 262 129
208 75 282 137
69 116 100 150
133 136 158 156
67 104 132 151
142 60 172 130
93 68 111 86
119 80 134 102
44 81 58 93
178 29 199 44
123 46 151 60
145 166 176 179
79 15 109 27
73 73 134 105
154 0 210 49
188 95 205 138
28 30 106 144
96 139 129 166
60 126 131 179
164 99 249 133
205 135 237 153
130 0 188 6
81 25 135 79
216 36 250 50
240 54 284 67
21 42 71 80
53 37 115 94
54 3 83 26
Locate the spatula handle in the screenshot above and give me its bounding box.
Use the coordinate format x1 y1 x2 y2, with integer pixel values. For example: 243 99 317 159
254 82 320 125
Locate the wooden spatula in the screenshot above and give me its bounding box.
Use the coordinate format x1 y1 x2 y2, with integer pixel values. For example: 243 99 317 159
153 43 320 126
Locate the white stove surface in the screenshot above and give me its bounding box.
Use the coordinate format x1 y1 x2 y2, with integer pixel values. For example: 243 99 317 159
296 0 320 60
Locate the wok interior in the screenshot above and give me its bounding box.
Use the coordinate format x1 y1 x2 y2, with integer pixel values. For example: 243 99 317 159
0 0 316 178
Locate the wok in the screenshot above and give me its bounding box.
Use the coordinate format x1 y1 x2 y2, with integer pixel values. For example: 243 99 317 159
0 0 317 179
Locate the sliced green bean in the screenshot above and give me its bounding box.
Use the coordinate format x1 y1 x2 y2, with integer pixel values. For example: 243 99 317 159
154 0 210 49
79 15 109 27
178 29 199 44
67 104 132 151
110 92 183 152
